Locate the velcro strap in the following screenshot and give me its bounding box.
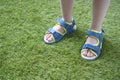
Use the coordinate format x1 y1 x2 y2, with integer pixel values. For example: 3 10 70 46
86 30 103 40
48 28 63 42
82 44 101 55
56 18 75 34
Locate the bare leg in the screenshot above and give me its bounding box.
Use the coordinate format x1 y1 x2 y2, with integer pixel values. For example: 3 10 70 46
61 0 74 22
82 0 110 57
44 0 74 42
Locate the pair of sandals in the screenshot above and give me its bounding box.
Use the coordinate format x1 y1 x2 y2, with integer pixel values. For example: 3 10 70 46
44 18 104 60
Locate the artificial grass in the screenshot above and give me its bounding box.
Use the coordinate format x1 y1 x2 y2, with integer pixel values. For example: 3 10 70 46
0 0 120 80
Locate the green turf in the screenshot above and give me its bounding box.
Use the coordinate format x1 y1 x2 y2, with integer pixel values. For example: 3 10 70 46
0 0 120 80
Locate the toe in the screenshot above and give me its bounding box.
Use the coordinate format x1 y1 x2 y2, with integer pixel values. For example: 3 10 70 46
87 50 95 57
82 50 87 56
45 33 51 39
87 51 92 57
45 34 49 38
45 33 52 41
90 52 95 57
47 34 55 42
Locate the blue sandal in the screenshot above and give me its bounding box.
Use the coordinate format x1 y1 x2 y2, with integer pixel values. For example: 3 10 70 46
44 18 76 44
81 29 104 60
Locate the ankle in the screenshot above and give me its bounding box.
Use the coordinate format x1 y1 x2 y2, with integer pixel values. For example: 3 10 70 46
90 24 102 32
62 18 73 24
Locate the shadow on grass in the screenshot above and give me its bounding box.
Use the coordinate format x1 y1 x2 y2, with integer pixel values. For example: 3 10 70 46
63 30 118 61
101 37 119 60
43 27 119 61
64 29 86 42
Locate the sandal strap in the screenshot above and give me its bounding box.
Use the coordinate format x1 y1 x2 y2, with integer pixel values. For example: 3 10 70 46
82 44 101 56
57 18 76 34
44 18 76 44
48 28 63 42
82 29 104 57
86 29 104 40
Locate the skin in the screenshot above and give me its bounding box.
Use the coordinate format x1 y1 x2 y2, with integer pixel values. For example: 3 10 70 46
44 0 110 58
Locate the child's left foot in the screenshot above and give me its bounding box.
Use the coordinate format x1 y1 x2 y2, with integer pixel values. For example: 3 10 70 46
81 29 104 60
82 36 97 57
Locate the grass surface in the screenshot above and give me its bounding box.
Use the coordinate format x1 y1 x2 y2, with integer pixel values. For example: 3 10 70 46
0 0 120 80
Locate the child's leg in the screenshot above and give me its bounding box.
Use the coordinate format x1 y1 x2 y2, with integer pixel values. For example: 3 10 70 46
61 0 74 22
82 0 110 57
44 0 74 42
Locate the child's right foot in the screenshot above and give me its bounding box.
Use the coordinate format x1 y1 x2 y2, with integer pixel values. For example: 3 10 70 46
44 18 76 44
44 24 66 42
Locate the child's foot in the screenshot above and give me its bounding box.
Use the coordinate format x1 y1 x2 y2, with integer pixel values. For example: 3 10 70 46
44 24 65 43
81 29 104 60
81 36 98 57
44 18 76 44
